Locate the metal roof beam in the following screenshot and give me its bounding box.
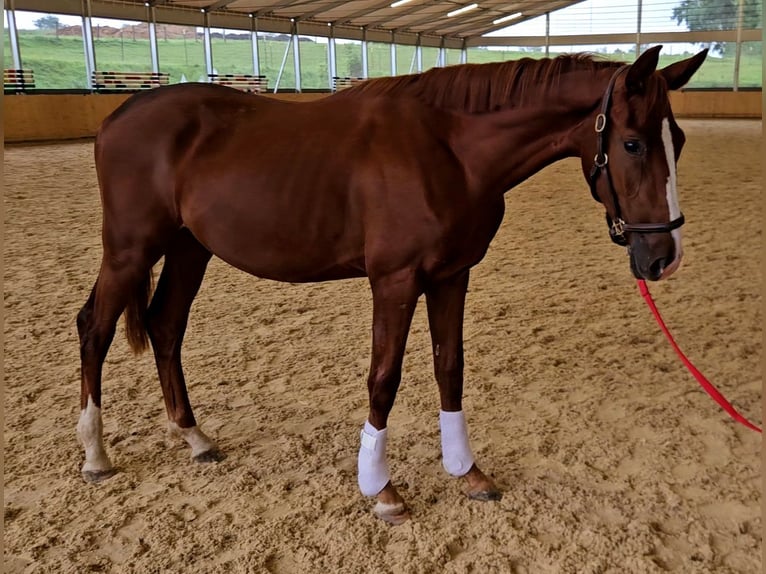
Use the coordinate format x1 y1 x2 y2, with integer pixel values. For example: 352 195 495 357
332 0 399 26
357 0 446 29
415 13 503 36
252 0 310 17
428 12 536 37
388 4 493 35
297 0 361 21
206 0 237 10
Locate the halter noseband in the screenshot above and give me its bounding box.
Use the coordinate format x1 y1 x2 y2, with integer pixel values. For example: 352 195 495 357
588 65 685 246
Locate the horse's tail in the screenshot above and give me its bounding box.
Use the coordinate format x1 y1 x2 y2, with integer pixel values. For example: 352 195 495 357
124 268 154 354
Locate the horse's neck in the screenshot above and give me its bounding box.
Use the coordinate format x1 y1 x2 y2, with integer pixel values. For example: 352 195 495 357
451 70 609 197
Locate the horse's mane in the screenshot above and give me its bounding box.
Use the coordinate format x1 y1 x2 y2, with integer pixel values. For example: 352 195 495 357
336 53 625 113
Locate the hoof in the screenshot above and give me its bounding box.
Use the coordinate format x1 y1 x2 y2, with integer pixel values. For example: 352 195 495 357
82 468 117 483
373 501 410 525
192 448 226 463
467 488 503 502
462 464 502 502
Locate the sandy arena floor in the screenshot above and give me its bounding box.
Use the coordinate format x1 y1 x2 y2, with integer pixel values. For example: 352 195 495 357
3 119 762 573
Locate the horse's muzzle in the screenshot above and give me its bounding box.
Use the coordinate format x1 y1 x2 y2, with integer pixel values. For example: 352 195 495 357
628 236 681 281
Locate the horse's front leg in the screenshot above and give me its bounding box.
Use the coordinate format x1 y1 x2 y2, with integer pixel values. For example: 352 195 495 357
425 270 502 501
359 269 421 525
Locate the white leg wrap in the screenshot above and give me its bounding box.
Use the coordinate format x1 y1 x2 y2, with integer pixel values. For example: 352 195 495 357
439 410 474 477
357 421 390 497
76 396 113 473
168 422 217 457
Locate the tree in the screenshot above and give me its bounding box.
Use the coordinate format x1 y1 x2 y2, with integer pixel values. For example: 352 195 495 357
34 15 60 30
672 0 762 53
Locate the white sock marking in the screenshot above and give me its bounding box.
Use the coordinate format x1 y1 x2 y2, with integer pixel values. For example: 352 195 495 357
76 396 113 474
167 422 217 457
661 118 683 267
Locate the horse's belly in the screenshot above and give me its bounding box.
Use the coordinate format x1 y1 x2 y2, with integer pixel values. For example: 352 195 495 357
180 175 367 282
188 217 367 283
218 248 368 283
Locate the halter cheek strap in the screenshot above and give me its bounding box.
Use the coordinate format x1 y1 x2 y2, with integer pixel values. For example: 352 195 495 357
588 65 685 246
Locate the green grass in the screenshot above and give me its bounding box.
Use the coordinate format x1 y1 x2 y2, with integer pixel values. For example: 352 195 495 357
10 30 763 90
4 30 14 69
15 33 89 88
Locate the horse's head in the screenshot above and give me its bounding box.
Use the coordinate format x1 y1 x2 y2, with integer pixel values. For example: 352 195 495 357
581 46 708 281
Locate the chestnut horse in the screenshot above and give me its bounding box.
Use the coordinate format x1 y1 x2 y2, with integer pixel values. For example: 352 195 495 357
77 46 707 523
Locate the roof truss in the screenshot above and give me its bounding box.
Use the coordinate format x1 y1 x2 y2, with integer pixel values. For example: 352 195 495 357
12 0 587 41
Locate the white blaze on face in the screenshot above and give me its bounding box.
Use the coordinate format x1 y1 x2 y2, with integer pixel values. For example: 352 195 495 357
661 117 683 277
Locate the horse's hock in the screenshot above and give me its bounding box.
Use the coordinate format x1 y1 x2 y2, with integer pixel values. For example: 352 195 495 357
4 117 761 573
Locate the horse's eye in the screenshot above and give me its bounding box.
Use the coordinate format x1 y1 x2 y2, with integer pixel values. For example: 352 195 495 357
624 140 643 155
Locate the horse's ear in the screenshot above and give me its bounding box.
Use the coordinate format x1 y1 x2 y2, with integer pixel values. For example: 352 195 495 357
625 45 662 94
660 48 709 90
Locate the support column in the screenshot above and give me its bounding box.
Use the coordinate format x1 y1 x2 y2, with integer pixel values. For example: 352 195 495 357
361 28 369 78
390 32 396 76
148 5 159 73
292 20 301 92
250 15 261 76
438 37 446 67
460 38 467 64
83 0 96 88
733 0 744 91
203 11 213 77
636 0 642 57
328 25 337 88
545 12 550 57
6 0 22 70
416 34 422 72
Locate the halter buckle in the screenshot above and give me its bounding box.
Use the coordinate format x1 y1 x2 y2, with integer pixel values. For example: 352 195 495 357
595 113 607 133
594 153 608 168
610 217 626 237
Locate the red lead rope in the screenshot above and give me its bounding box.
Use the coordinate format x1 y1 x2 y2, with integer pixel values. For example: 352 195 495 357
636 279 761 433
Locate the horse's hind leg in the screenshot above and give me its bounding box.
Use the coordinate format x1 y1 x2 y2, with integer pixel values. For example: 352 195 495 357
425 271 501 501
77 249 158 482
145 228 223 463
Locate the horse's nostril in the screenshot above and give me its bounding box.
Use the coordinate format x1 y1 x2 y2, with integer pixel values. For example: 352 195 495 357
648 257 670 280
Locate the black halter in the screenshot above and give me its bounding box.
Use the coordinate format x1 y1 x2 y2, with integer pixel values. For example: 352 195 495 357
588 66 685 246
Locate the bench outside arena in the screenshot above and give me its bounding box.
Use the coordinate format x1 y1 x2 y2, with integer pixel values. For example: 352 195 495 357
92 71 170 92
4 69 35 93
208 73 269 93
